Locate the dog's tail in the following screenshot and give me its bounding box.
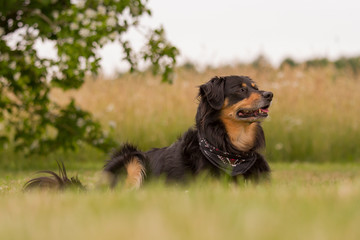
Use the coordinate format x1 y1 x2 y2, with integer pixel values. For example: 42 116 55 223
103 143 147 189
23 161 85 191
23 144 147 191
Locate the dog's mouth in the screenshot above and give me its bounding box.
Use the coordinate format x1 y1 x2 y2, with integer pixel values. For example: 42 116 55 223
236 105 270 120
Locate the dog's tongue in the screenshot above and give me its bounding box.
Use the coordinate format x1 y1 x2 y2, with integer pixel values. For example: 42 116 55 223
261 108 269 113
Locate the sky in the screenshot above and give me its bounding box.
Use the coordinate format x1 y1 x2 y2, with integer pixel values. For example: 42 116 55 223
99 0 360 75
33 0 360 76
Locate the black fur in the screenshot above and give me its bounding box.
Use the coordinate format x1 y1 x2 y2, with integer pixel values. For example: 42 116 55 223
23 161 85 191
104 75 273 186
24 75 273 190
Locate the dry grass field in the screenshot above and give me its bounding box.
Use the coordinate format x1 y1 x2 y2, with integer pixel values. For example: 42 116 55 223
51 64 360 163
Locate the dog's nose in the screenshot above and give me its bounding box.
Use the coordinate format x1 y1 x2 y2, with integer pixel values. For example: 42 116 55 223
262 91 273 100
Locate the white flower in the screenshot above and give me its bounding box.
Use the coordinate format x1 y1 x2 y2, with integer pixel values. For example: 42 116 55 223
79 28 90 37
108 32 117 40
43 60 50 67
35 60 41 68
82 18 90 26
52 10 59 19
61 54 70 62
85 9 97 18
77 118 85 127
14 72 21 81
9 61 16 70
77 13 84 21
56 71 64 80
0 77 7 85
97 5 106 15
106 17 117 27
108 10 116 17
66 38 74 44
106 104 114 112
66 9 73 16
70 22 79 31
85 126 93 133
275 143 283 150
99 37 107 46
54 26 61 34
108 121 116 129
90 22 97 30
78 40 86 48
76 1 85 8
24 55 31 64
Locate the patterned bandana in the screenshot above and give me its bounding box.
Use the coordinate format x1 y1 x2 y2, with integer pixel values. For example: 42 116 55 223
199 138 256 177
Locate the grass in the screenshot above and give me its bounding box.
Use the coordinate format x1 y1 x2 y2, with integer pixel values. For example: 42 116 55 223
49 65 360 163
1 65 360 239
1 163 360 240
1 64 360 164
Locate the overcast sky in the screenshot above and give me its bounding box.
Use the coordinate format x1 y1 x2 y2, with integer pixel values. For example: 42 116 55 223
55 0 360 75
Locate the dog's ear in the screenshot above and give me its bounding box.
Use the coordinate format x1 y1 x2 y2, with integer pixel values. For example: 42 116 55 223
199 76 225 110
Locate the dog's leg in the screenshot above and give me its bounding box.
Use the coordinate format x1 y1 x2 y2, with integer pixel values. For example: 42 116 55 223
103 144 147 189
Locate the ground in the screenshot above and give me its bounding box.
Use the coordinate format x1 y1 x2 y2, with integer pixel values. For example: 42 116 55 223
1 162 359 240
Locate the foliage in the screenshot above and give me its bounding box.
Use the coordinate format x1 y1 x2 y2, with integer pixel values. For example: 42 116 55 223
334 56 360 76
280 57 298 69
251 54 272 69
304 58 330 68
0 0 179 154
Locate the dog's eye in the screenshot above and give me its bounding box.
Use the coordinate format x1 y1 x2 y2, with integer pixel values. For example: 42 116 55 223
237 88 247 94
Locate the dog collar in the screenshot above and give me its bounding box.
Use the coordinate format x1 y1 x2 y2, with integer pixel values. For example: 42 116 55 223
198 137 256 177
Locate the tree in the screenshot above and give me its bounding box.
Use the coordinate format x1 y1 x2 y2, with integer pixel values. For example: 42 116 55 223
0 0 179 155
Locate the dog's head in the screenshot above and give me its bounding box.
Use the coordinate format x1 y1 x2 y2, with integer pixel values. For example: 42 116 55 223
199 76 273 122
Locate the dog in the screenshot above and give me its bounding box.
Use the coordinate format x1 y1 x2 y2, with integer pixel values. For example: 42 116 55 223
24 75 273 190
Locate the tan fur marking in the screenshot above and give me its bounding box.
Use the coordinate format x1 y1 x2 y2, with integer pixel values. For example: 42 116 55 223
228 92 262 111
223 98 229 107
242 83 247 87
251 83 255 87
221 118 258 151
220 93 262 151
125 158 145 189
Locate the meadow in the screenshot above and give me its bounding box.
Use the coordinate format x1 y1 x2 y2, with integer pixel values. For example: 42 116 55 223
1 64 360 239
54 63 360 163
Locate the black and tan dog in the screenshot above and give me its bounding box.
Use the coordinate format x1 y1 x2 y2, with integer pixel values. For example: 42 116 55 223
25 75 273 190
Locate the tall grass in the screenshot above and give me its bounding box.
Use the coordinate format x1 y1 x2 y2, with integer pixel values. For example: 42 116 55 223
1 64 359 169
50 65 360 163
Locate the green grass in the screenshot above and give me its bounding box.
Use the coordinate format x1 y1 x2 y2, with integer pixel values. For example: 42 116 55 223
1 66 360 239
1 163 360 240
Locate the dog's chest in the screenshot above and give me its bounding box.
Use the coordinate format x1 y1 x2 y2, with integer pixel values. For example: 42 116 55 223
222 120 258 152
